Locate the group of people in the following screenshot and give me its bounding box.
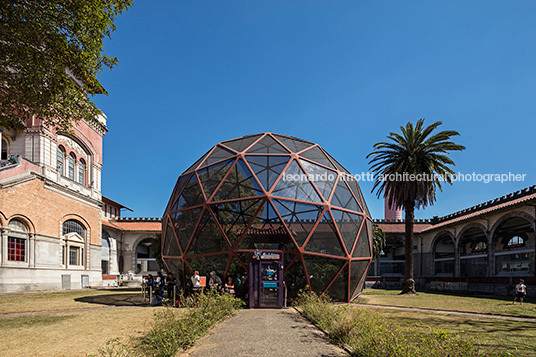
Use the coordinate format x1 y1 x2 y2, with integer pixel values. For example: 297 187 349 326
189 270 236 295
143 270 240 306
144 271 178 305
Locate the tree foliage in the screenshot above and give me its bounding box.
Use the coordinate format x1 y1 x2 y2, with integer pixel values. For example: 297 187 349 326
372 224 385 259
367 119 465 293
0 0 132 131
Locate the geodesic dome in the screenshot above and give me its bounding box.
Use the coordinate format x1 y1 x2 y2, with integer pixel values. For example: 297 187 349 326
162 133 372 302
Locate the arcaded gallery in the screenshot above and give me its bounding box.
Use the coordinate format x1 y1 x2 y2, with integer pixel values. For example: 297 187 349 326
161 133 373 306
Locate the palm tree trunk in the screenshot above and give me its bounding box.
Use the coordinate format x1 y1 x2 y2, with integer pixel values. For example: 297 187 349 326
401 200 416 294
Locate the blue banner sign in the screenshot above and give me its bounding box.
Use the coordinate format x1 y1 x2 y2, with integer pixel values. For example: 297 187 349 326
263 281 278 288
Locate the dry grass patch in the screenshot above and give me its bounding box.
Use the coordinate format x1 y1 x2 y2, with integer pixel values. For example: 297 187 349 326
0 307 162 357
356 289 536 318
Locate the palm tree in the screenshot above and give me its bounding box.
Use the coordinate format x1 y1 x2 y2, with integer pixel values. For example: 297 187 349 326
372 224 385 276
368 119 465 294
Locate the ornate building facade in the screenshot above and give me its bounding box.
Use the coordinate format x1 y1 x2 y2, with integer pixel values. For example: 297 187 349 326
0 115 107 292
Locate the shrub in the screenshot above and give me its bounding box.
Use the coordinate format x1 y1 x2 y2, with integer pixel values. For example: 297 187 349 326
96 290 244 357
294 290 483 357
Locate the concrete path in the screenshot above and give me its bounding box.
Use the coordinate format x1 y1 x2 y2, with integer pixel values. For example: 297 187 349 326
188 309 347 357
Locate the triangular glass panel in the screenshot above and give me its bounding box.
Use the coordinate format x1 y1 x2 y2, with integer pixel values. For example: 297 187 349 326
197 159 234 200
303 255 345 295
345 176 370 216
331 180 361 213
212 159 264 201
352 219 371 258
184 150 210 174
325 151 350 174
227 257 248 297
239 200 293 251
211 199 263 247
170 207 203 252
304 211 345 257
199 145 236 168
164 259 183 283
272 199 324 247
331 209 363 255
271 160 322 203
325 264 348 302
187 209 229 255
166 173 192 212
172 174 205 211
186 254 230 278
273 134 315 153
221 134 263 153
246 155 290 192
350 260 370 300
228 256 248 277
163 222 181 257
300 146 336 169
247 135 289 154
284 258 307 299
299 159 338 202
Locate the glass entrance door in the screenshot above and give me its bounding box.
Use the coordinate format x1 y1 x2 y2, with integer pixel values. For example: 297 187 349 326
260 262 280 308
249 250 284 308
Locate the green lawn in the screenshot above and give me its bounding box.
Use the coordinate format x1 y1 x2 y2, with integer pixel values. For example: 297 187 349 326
355 289 536 318
373 308 536 356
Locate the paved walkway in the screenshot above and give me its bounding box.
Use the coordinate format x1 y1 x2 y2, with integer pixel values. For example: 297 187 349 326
187 309 347 357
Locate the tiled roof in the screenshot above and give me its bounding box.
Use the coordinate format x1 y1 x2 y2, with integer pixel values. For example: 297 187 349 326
375 222 432 234
422 189 536 232
373 185 536 234
103 218 161 232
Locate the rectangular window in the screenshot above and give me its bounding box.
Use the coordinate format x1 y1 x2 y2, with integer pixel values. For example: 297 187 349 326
8 237 26 262
69 246 83 266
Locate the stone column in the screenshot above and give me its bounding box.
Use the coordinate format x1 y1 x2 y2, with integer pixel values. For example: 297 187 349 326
109 238 119 275
486 230 493 277
454 237 460 277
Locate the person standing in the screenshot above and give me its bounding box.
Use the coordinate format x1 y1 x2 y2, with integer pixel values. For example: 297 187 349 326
225 277 235 296
513 279 527 305
165 272 177 299
209 271 222 290
190 271 201 294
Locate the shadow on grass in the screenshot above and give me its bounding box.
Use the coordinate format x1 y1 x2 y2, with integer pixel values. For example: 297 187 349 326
74 293 145 307
0 314 75 329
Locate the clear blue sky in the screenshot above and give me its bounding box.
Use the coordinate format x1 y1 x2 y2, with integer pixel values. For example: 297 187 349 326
94 1 536 220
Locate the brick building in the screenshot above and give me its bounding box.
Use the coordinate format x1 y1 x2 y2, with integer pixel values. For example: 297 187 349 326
0 115 106 292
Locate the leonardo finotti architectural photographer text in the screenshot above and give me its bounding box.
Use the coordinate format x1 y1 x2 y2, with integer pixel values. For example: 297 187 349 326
282 171 527 184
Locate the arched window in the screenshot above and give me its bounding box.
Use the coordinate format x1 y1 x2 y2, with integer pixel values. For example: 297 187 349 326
68 152 76 180
62 219 85 237
507 236 524 247
8 219 28 262
102 231 110 274
78 158 86 185
1 138 8 160
62 219 86 267
57 146 66 175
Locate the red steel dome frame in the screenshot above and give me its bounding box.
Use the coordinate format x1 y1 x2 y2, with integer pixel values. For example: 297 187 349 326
162 133 372 302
